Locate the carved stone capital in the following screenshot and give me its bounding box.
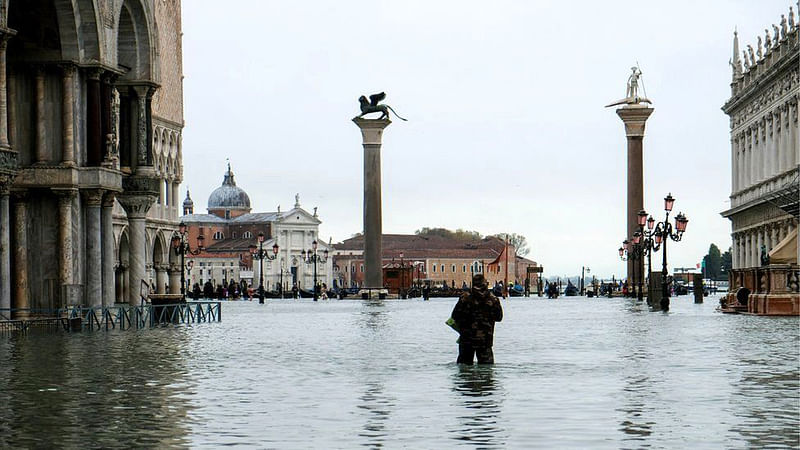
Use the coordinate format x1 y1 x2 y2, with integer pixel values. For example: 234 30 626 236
117 194 155 219
52 188 78 206
102 191 116 208
82 189 104 207
0 173 15 194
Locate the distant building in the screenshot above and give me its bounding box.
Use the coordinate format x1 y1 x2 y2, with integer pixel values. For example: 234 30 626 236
333 234 539 291
180 164 332 291
720 9 799 314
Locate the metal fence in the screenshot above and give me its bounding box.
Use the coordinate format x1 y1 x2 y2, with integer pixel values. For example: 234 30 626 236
0 302 222 334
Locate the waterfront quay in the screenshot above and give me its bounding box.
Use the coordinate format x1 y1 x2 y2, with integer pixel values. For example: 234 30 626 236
0 296 796 448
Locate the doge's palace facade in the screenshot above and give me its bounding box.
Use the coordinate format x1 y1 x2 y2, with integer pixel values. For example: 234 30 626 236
0 0 184 313
721 9 799 270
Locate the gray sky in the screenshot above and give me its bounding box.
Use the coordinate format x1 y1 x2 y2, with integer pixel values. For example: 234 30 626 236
182 0 795 279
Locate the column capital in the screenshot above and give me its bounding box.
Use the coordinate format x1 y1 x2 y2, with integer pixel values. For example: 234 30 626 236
52 188 78 200
615 105 654 137
82 189 104 207
0 173 15 194
102 191 116 208
117 193 155 219
352 117 391 145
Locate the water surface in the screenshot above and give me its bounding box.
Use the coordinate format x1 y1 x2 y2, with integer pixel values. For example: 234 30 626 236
0 296 797 448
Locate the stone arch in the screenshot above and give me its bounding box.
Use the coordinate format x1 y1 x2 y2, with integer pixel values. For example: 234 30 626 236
115 0 155 81
117 228 130 303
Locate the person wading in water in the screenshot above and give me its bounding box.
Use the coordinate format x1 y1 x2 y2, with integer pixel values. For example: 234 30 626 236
451 274 503 364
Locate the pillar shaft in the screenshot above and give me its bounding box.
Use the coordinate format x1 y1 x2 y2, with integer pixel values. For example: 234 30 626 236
353 118 391 290
616 106 653 283
155 266 167 294
0 183 9 311
61 65 75 165
169 266 181 294
35 68 46 163
0 39 8 148
12 192 28 314
118 195 154 305
102 193 115 306
84 190 103 307
86 70 102 166
56 190 76 301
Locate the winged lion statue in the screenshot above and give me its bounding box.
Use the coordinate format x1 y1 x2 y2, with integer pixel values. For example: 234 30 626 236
355 92 407 121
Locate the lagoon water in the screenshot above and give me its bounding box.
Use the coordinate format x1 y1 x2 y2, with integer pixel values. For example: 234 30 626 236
0 296 798 448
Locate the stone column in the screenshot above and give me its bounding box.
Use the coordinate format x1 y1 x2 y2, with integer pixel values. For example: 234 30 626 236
0 177 12 311
118 195 154 305
132 86 153 166
86 70 102 166
7 69 14 148
155 264 168 294
101 193 116 306
731 137 738 192
34 67 46 163
12 191 28 316
61 65 75 166
615 105 653 283
353 117 391 290
55 189 77 305
84 190 103 307
0 37 10 149
168 264 181 294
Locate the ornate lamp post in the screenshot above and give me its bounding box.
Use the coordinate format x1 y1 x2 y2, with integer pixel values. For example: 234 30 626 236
651 193 689 312
399 251 406 299
249 232 278 304
301 240 328 301
171 222 204 302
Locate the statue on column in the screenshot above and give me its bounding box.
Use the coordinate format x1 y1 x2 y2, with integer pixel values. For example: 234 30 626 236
742 50 751 71
605 64 651 107
747 45 756 66
757 37 763 59
765 29 773 50
780 14 788 39
355 92 408 121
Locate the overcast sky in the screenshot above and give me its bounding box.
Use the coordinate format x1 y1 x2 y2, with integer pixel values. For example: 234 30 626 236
181 0 796 279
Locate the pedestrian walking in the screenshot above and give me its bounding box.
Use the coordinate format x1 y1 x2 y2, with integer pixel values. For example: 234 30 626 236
450 274 503 364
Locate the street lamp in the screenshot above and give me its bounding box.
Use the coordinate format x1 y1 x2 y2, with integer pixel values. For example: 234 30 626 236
171 222 204 302
301 240 328 301
651 193 689 312
249 232 278 304
399 252 406 299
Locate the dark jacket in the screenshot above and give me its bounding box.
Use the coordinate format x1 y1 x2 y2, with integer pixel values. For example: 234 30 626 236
451 285 503 347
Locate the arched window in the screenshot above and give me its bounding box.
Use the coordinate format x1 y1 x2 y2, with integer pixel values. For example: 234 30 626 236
243 231 252 239
213 231 224 240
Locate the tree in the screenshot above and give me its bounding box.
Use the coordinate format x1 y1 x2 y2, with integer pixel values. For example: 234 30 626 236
702 243 722 280
720 247 732 280
493 233 530 257
415 227 482 241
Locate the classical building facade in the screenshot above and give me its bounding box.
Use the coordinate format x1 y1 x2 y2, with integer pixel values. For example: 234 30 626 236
180 165 332 292
720 8 799 314
333 234 539 291
0 0 184 312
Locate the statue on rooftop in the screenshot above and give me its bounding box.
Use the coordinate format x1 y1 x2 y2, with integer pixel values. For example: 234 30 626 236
780 14 788 39
747 45 756 65
605 65 651 108
743 50 751 70
790 7 796 31
765 29 773 50
757 37 764 59
355 92 408 121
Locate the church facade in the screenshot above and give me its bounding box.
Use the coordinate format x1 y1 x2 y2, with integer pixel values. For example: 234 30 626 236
720 8 799 314
180 165 332 293
0 0 185 313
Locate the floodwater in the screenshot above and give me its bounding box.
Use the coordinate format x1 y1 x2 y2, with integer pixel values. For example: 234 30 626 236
0 296 798 448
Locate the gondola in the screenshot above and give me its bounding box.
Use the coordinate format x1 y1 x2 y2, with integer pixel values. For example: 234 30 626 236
298 288 315 298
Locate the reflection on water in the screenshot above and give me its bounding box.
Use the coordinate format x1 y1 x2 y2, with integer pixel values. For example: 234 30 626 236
0 296 797 448
451 365 505 446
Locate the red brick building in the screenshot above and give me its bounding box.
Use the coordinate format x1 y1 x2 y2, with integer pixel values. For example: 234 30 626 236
333 234 539 292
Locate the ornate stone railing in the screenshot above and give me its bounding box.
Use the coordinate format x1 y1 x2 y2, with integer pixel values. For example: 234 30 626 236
729 265 800 295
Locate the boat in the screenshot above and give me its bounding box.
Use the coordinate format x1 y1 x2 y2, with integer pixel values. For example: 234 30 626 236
564 281 580 296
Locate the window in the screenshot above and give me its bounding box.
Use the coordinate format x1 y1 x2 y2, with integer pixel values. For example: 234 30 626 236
498 264 501 272
213 231 224 240
451 264 456 273
432 265 436 273
441 264 445 272
225 210 231 219
243 231 252 239
351 265 355 273
462 264 467 273
360 264 364 273
232 232 237 239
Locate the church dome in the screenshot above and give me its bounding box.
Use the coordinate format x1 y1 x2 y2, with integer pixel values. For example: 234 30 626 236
208 164 251 211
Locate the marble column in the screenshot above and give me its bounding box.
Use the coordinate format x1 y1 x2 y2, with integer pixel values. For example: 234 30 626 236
0 38 9 149
84 190 103 307
61 65 75 166
118 195 154 305
732 235 739 269
155 265 167 294
756 229 764 266
0 177 11 311
353 117 391 290
743 233 750 268
132 86 153 166
55 189 77 305
168 264 181 294
35 67 46 163
615 105 653 283
7 69 14 148
86 70 102 166
12 191 28 316
102 193 116 306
